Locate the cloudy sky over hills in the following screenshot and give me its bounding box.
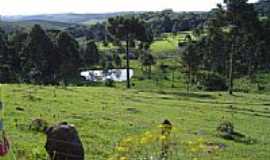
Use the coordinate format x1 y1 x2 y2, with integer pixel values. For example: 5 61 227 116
0 0 259 15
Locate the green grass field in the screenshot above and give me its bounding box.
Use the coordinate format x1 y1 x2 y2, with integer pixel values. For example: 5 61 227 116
150 32 193 57
1 83 270 160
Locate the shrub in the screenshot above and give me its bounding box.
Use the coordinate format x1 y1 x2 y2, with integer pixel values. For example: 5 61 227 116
217 121 234 139
196 71 228 91
257 84 265 91
29 118 48 132
105 79 115 87
217 121 234 135
233 77 252 93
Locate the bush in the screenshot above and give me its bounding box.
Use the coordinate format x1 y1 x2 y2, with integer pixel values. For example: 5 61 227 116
105 79 115 87
196 71 228 91
217 121 234 139
233 77 252 93
217 121 234 134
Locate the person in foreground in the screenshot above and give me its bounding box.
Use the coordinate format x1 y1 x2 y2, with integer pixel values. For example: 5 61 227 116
44 122 84 160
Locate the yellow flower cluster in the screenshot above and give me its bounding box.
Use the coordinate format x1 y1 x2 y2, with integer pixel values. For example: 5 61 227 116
109 125 172 160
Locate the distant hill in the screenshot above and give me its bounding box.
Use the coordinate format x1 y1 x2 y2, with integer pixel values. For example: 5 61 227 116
0 11 207 38
0 12 133 33
1 12 132 24
0 19 80 33
5 20 78 30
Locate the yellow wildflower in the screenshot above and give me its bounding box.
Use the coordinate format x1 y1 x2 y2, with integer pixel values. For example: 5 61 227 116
120 156 128 160
191 147 198 152
116 146 128 152
188 141 193 145
159 135 167 141
197 137 204 143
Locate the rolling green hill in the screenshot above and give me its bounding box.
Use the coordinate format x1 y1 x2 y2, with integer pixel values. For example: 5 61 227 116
2 13 130 24
1 84 270 160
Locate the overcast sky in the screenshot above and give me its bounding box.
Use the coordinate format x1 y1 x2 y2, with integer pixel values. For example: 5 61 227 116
0 0 259 16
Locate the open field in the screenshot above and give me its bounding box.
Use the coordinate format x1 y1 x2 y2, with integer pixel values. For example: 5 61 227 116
1 84 270 160
150 32 193 57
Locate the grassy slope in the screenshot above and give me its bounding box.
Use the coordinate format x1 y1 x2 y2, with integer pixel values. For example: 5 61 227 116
1 84 270 160
150 32 193 57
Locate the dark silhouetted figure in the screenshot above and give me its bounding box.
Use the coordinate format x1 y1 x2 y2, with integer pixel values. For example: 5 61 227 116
45 122 84 160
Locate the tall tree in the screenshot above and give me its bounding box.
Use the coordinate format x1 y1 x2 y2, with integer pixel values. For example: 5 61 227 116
8 30 28 81
21 25 59 84
180 35 202 92
82 40 100 67
107 16 152 88
224 0 261 94
140 52 156 79
56 31 81 83
0 29 11 82
187 0 264 92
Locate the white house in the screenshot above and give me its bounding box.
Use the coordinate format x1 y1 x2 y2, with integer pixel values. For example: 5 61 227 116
80 69 134 82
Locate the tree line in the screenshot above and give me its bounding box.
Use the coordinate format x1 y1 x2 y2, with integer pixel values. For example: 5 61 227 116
180 0 270 92
0 17 155 86
0 25 101 84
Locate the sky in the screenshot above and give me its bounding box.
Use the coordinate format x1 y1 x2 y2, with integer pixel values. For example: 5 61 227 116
0 0 259 16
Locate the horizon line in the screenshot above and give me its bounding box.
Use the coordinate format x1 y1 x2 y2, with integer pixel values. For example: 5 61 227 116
0 10 210 17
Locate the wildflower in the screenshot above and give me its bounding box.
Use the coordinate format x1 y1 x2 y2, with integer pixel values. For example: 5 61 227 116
144 131 152 136
159 135 167 141
121 137 133 145
188 141 193 145
214 145 219 150
191 147 198 152
120 156 128 160
199 144 205 149
140 135 153 144
197 138 204 143
158 124 164 128
140 137 148 144
116 146 128 152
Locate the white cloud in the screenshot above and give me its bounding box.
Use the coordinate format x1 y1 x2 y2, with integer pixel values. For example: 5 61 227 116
0 0 259 15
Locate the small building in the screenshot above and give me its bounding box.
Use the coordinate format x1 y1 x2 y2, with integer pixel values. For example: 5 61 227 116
80 69 134 82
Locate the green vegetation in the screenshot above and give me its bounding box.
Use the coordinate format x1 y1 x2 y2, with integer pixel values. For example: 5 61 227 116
1 0 270 159
150 33 186 56
1 84 270 159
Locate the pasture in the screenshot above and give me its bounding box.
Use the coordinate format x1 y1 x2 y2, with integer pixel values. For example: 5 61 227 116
1 84 270 159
